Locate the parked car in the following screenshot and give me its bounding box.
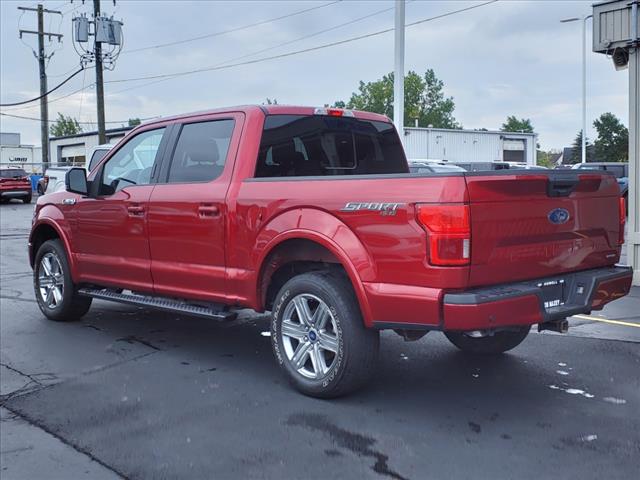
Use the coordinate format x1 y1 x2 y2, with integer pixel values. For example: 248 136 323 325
507 164 548 170
0 167 32 203
452 161 512 172
572 162 629 211
87 144 114 172
29 105 633 397
43 144 114 195
408 160 466 174
409 160 466 173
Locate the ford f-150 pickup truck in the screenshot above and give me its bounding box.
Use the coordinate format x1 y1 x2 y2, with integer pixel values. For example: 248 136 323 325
29 105 633 397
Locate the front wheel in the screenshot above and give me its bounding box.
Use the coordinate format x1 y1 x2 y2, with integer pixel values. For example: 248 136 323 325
33 239 92 321
271 271 379 398
445 326 530 355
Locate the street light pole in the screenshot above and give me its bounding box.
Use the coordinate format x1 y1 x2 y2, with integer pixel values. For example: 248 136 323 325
394 0 405 142
561 15 592 163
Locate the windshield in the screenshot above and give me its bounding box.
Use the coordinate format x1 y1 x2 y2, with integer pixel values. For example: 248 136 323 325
255 115 408 177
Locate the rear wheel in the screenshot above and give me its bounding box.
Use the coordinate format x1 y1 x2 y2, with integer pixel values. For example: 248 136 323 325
445 326 530 355
33 239 92 321
271 271 379 398
23 194 32 204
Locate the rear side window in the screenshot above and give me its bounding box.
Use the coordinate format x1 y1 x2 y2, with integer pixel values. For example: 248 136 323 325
255 115 407 177
167 120 235 183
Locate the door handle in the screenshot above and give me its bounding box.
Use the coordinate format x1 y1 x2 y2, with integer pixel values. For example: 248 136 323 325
127 205 145 216
198 204 220 217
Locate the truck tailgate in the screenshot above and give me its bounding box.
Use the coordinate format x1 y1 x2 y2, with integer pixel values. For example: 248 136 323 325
465 171 622 287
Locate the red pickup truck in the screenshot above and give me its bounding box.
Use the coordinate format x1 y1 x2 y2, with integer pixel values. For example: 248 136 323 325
29 105 632 397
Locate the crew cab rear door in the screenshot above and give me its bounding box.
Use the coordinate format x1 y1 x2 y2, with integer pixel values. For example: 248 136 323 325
147 112 244 303
466 171 622 287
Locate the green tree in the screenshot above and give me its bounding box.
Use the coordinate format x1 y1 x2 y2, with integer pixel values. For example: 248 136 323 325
49 113 82 137
593 112 628 162
263 98 278 105
128 118 141 127
501 116 534 133
334 70 460 129
571 130 592 164
537 150 552 168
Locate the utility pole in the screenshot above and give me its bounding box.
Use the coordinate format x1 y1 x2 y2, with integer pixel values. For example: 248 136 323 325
94 0 106 144
394 0 405 142
72 1 122 145
18 4 63 167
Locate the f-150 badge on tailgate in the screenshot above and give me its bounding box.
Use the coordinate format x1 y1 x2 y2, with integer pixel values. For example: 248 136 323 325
341 202 403 216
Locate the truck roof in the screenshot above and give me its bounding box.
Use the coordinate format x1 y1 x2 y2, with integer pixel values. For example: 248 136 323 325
140 105 391 129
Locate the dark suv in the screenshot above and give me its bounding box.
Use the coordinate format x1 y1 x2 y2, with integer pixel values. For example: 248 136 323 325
572 162 628 211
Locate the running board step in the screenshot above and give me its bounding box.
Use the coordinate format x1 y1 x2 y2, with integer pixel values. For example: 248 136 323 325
78 287 237 321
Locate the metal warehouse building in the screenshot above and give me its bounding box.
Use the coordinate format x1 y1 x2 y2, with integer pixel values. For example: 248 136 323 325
402 127 538 165
49 126 132 166
0 132 42 173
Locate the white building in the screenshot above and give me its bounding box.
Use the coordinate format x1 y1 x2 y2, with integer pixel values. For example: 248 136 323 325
0 132 43 173
402 127 538 166
49 126 132 166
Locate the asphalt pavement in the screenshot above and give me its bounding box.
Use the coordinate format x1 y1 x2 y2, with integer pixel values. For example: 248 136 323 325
1 200 639 480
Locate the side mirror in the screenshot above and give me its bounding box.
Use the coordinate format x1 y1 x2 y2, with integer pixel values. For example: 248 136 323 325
65 168 88 195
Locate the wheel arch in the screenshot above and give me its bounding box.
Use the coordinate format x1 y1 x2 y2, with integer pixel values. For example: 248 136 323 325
29 218 75 277
255 229 375 326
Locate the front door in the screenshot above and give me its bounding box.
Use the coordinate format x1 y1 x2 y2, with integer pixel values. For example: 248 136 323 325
72 127 168 291
147 114 242 303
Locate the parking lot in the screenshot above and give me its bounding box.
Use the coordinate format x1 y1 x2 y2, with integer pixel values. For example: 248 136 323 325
1 200 639 480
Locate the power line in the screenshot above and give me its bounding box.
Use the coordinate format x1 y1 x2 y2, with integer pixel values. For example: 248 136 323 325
0 67 84 106
1 1 498 112
106 1 498 86
105 3 400 97
0 111 154 125
123 0 342 54
0 82 95 112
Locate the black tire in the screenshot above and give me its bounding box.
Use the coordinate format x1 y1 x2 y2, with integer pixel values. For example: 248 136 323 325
271 270 379 398
23 194 32 204
445 326 530 355
33 239 92 322
37 185 44 195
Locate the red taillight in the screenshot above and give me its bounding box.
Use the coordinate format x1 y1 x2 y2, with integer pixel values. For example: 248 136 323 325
618 196 626 245
416 204 471 266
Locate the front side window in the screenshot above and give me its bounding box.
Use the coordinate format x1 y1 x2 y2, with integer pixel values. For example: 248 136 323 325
167 119 235 183
99 128 165 195
255 115 407 177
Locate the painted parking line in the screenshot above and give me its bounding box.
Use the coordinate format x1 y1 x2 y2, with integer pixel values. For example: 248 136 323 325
573 314 640 328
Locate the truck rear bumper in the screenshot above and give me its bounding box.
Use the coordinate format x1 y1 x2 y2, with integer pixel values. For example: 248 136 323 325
442 265 633 331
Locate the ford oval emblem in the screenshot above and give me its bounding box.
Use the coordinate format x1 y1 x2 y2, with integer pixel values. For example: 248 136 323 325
548 208 570 225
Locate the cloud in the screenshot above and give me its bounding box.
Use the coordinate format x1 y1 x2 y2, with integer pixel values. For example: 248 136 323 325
0 0 629 151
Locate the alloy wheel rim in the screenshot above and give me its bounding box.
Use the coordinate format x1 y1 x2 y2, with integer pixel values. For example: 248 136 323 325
280 293 340 380
38 252 64 308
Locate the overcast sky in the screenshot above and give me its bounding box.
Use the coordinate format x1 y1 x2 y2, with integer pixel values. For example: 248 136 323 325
0 0 630 150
